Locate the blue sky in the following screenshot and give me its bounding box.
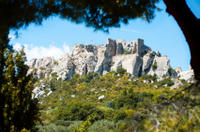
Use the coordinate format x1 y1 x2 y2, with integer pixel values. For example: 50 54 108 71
10 0 200 71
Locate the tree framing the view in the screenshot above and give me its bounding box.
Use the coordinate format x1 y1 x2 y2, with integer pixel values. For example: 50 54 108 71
0 0 199 130
0 48 39 131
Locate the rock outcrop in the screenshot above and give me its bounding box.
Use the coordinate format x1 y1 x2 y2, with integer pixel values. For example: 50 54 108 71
28 38 189 81
53 54 75 80
148 56 170 77
179 69 194 83
111 54 143 77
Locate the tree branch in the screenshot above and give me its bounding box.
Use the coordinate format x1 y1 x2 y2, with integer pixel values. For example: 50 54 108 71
163 0 200 80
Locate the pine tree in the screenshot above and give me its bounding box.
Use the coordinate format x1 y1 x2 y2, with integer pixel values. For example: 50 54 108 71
0 47 39 132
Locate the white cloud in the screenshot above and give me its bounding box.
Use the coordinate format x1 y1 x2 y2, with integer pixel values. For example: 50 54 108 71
13 42 23 51
13 43 71 61
63 42 71 53
9 34 16 40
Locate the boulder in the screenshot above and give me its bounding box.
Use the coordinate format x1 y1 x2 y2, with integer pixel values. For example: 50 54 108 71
98 95 106 100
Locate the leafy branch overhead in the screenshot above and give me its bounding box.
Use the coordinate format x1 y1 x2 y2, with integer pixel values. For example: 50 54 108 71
0 0 159 32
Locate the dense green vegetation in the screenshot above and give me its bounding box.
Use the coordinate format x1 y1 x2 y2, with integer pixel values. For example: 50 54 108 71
36 70 200 132
0 49 39 132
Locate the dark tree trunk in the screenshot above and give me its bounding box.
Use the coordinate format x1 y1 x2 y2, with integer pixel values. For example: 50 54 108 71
163 0 200 80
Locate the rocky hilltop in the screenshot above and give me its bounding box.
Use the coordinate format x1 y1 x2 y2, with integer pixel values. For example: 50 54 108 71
28 38 194 81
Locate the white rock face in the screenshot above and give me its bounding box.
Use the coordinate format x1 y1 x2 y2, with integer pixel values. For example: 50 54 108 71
28 57 55 79
148 56 170 78
142 51 155 75
111 54 143 76
27 38 182 81
71 44 98 75
28 55 75 80
53 54 75 80
179 69 194 82
94 45 107 74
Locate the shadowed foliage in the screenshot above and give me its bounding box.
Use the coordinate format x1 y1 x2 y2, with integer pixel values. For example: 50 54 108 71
0 49 39 131
0 0 159 32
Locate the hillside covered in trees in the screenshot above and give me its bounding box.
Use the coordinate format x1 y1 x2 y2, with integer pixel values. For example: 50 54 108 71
35 68 200 132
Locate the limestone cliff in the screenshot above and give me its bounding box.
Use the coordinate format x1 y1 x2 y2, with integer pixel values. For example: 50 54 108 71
28 38 192 81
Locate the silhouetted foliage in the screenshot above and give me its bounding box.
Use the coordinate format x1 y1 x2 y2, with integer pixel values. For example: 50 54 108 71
0 0 159 32
0 49 39 131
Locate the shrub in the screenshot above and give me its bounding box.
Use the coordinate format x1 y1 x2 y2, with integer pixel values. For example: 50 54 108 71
113 94 138 109
55 102 96 121
105 100 115 108
168 67 176 76
88 120 122 132
54 120 76 127
80 72 99 83
157 78 174 87
100 108 115 120
125 109 135 118
37 123 69 132
113 110 127 120
124 50 132 55
140 74 157 82
116 65 127 76
37 121 83 132
152 61 157 71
